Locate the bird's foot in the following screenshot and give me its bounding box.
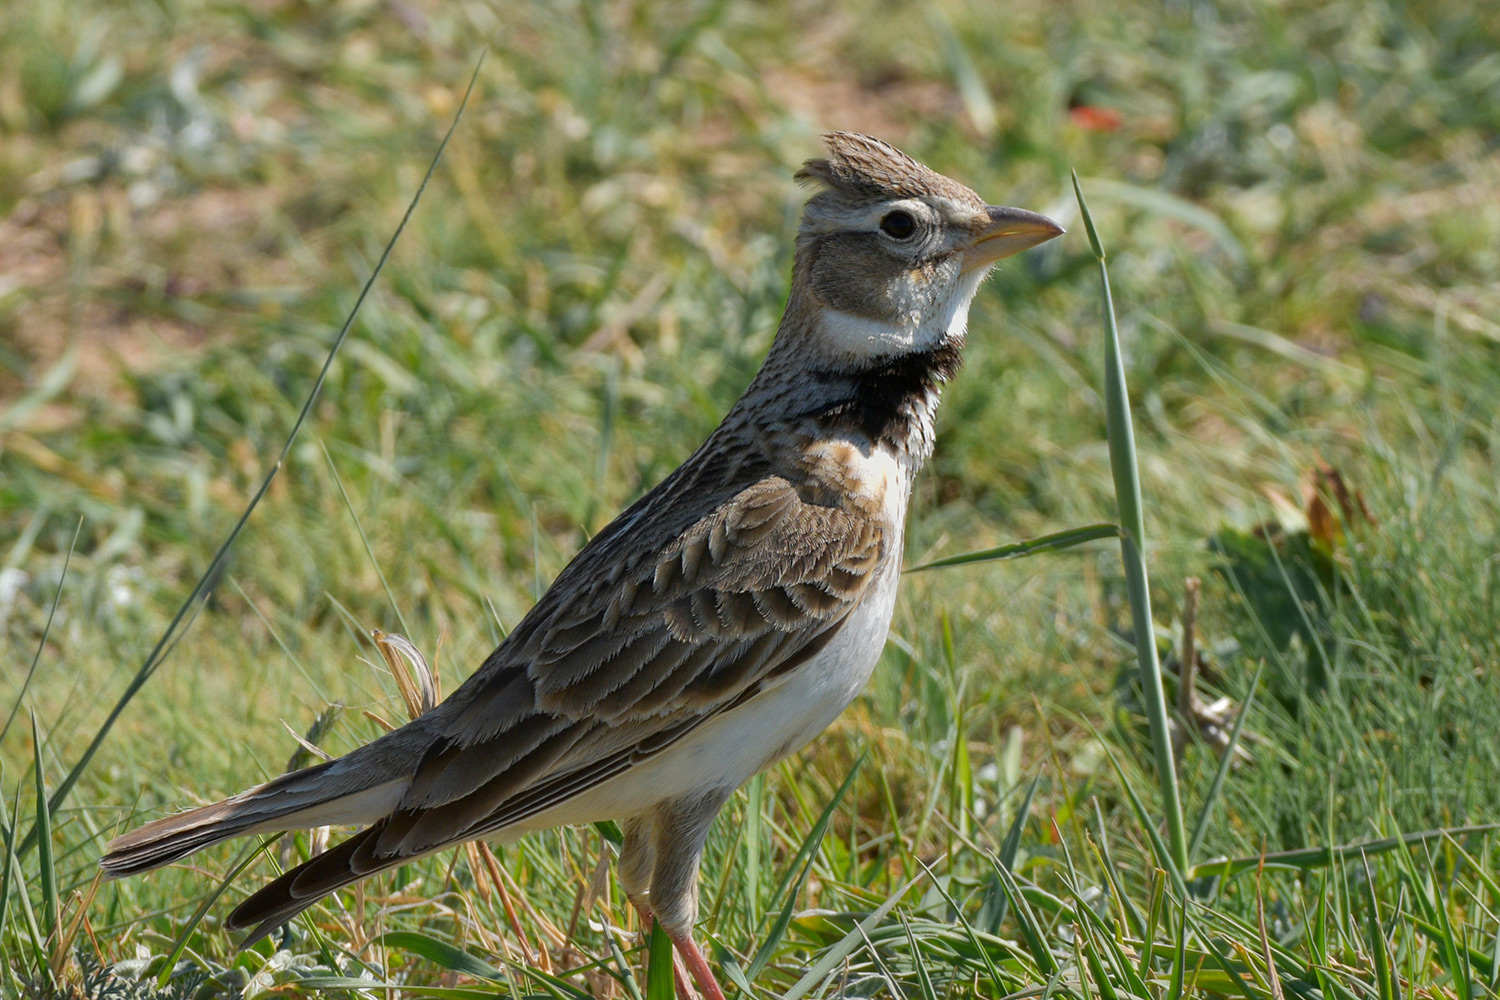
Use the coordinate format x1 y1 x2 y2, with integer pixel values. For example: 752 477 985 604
665 927 727 1000
629 899 706 1000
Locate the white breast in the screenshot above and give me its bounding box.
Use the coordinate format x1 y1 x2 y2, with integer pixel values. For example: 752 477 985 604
738 553 903 767
523 557 901 833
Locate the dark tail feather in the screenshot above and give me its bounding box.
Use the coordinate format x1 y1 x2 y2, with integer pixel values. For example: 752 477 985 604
228 826 409 945
100 761 405 877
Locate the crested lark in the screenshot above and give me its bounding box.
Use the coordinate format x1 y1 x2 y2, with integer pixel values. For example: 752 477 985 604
101 133 1063 1000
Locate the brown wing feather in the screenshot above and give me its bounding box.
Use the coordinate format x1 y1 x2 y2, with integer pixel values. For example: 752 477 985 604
395 477 887 840
405 479 882 825
228 473 891 929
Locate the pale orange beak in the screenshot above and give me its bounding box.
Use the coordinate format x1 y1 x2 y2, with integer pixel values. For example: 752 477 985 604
962 205 1065 272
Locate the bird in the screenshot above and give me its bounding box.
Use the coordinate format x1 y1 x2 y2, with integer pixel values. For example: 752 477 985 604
100 132 1063 1000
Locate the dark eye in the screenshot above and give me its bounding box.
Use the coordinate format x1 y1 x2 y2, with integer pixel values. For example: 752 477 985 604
879 210 916 240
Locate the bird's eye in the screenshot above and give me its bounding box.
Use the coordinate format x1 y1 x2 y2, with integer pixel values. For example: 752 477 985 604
879 210 916 240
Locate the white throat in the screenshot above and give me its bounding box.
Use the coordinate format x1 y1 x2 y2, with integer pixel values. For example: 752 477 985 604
814 269 985 361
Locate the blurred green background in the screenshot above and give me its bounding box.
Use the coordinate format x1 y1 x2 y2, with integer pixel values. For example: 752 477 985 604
2 0 1499 996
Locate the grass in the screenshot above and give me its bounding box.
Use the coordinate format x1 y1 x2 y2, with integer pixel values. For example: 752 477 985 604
3 0 1500 997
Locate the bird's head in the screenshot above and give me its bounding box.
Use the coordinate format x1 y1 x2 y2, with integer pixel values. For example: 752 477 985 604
787 132 1063 365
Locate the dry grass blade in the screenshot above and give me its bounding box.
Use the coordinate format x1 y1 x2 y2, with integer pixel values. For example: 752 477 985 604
373 629 440 720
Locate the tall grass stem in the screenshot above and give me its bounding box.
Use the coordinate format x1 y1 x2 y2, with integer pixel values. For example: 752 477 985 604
1072 171 1189 874
16 53 488 853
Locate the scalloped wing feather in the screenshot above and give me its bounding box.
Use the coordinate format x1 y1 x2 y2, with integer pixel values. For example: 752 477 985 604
379 476 889 855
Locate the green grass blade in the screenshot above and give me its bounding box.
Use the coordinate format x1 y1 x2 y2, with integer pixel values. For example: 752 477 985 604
1072 169 1188 875
155 840 275 989
1080 930 1121 1000
721 955 754 998
1360 850 1396 1000
593 819 624 848
603 923 645 1000
906 523 1118 573
1070 876 1151 998
376 929 506 980
1439 833 1500 989
1167 889 1188 1000
1040 965 1066 1000
746 754 864 979
1188 824 1500 880
914 856 1005 992
1138 869 1166 980
1093 725 1186 894
1407 917 1493 981
1202 932 1256 1000
1187 659 1266 860
988 856 1058 977
0 518 79 747
1308 872 1329 979
745 772 764 926
3 779 48 983
1423 845 1474 1000
29 714 57 949
999 776 1038 871
1491 922 1499 994
0 780 17 963
19 52 489 852
900 913 940 1000
645 921 675 1000
985 776 1039 933
781 869 924 1000
1094 797 1146 941
513 963 596 999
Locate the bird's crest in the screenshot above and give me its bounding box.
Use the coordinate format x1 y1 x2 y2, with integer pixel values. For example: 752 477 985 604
796 132 985 211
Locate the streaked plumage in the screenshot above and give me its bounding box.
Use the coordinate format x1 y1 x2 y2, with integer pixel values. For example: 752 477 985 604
102 133 1063 1000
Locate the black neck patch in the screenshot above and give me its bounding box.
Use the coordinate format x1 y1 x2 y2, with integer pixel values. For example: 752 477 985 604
802 344 963 449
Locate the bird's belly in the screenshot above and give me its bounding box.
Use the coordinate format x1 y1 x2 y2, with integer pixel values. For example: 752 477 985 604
519 560 901 829
743 560 902 767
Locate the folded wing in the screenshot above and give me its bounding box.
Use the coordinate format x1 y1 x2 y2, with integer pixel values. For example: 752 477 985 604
223 474 888 940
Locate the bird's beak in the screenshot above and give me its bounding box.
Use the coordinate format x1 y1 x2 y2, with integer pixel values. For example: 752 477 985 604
961 206 1065 272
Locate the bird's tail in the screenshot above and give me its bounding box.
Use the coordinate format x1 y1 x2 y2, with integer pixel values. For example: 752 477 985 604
224 823 418 945
100 759 408 878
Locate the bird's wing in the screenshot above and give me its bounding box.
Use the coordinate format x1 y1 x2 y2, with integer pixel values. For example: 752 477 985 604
366 474 890 859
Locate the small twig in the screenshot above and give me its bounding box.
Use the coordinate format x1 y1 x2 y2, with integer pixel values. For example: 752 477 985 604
361 709 397 733
566 837 616 945
479 841 540 964
281 720 336 765
1256 856 1286 1000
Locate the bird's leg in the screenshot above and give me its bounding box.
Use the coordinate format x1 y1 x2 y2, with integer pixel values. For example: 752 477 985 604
619 816 700 999
664 927 726 1000
618 816 656 931
627 900 702 1000
647 791 734 1000
629 896 654 929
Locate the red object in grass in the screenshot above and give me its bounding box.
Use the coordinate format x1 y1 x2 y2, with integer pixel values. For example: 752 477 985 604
1069 105 1122 132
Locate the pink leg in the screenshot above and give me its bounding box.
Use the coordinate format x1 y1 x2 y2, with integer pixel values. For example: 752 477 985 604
665 927 728 1000
631 899 702 1000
